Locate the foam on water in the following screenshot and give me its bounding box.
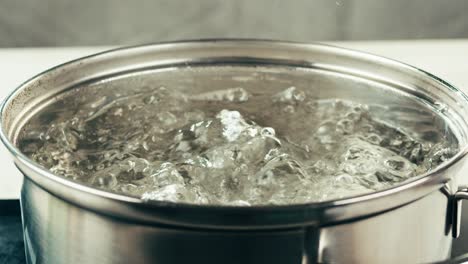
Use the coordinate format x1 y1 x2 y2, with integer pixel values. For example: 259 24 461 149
18 85 458 205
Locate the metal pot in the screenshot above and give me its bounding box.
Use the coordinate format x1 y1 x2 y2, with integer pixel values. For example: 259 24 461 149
2 40 468 264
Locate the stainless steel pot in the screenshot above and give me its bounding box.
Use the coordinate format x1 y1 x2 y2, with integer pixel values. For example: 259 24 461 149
2 40 468 264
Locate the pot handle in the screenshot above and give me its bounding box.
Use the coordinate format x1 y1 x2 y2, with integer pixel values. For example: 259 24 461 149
453 186 468 238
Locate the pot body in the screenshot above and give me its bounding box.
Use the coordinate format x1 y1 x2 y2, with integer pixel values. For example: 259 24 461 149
2 40 468 264
21 176 454 264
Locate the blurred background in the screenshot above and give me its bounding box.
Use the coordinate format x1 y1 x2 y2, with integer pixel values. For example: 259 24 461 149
1 0 467 47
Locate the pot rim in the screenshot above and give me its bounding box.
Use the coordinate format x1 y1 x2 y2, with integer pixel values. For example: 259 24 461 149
2 39 468 229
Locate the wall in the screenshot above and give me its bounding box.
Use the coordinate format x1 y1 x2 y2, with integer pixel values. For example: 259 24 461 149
1 0 467 47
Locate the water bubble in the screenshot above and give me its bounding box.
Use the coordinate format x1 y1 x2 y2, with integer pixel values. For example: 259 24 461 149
120 183 140 193
334 173 354 184
142 184 191 202
261 127 276 137
409 143 424 164
143 95 156 104
336 119 354 134
191 87 250 102
216 110 250 142
150 162 185 187
92 174 118 189
365 133 382 145
429 146 455 165
158 111 178 128
264 148 281 161
282 105 295 113
309 160 333 174
384 157 406 171
389 138 404 148
273 87 306 104
316 121 335 135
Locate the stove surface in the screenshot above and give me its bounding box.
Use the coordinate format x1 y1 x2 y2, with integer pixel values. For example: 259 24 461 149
0 201 23 264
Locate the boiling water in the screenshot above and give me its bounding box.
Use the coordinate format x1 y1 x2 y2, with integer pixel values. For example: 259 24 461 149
18 82 457 205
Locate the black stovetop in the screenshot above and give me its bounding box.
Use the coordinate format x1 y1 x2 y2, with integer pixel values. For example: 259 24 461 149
0 200 24 264
1 200 468 264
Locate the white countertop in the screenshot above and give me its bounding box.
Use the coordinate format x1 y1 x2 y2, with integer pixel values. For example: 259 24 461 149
1 40 468 199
